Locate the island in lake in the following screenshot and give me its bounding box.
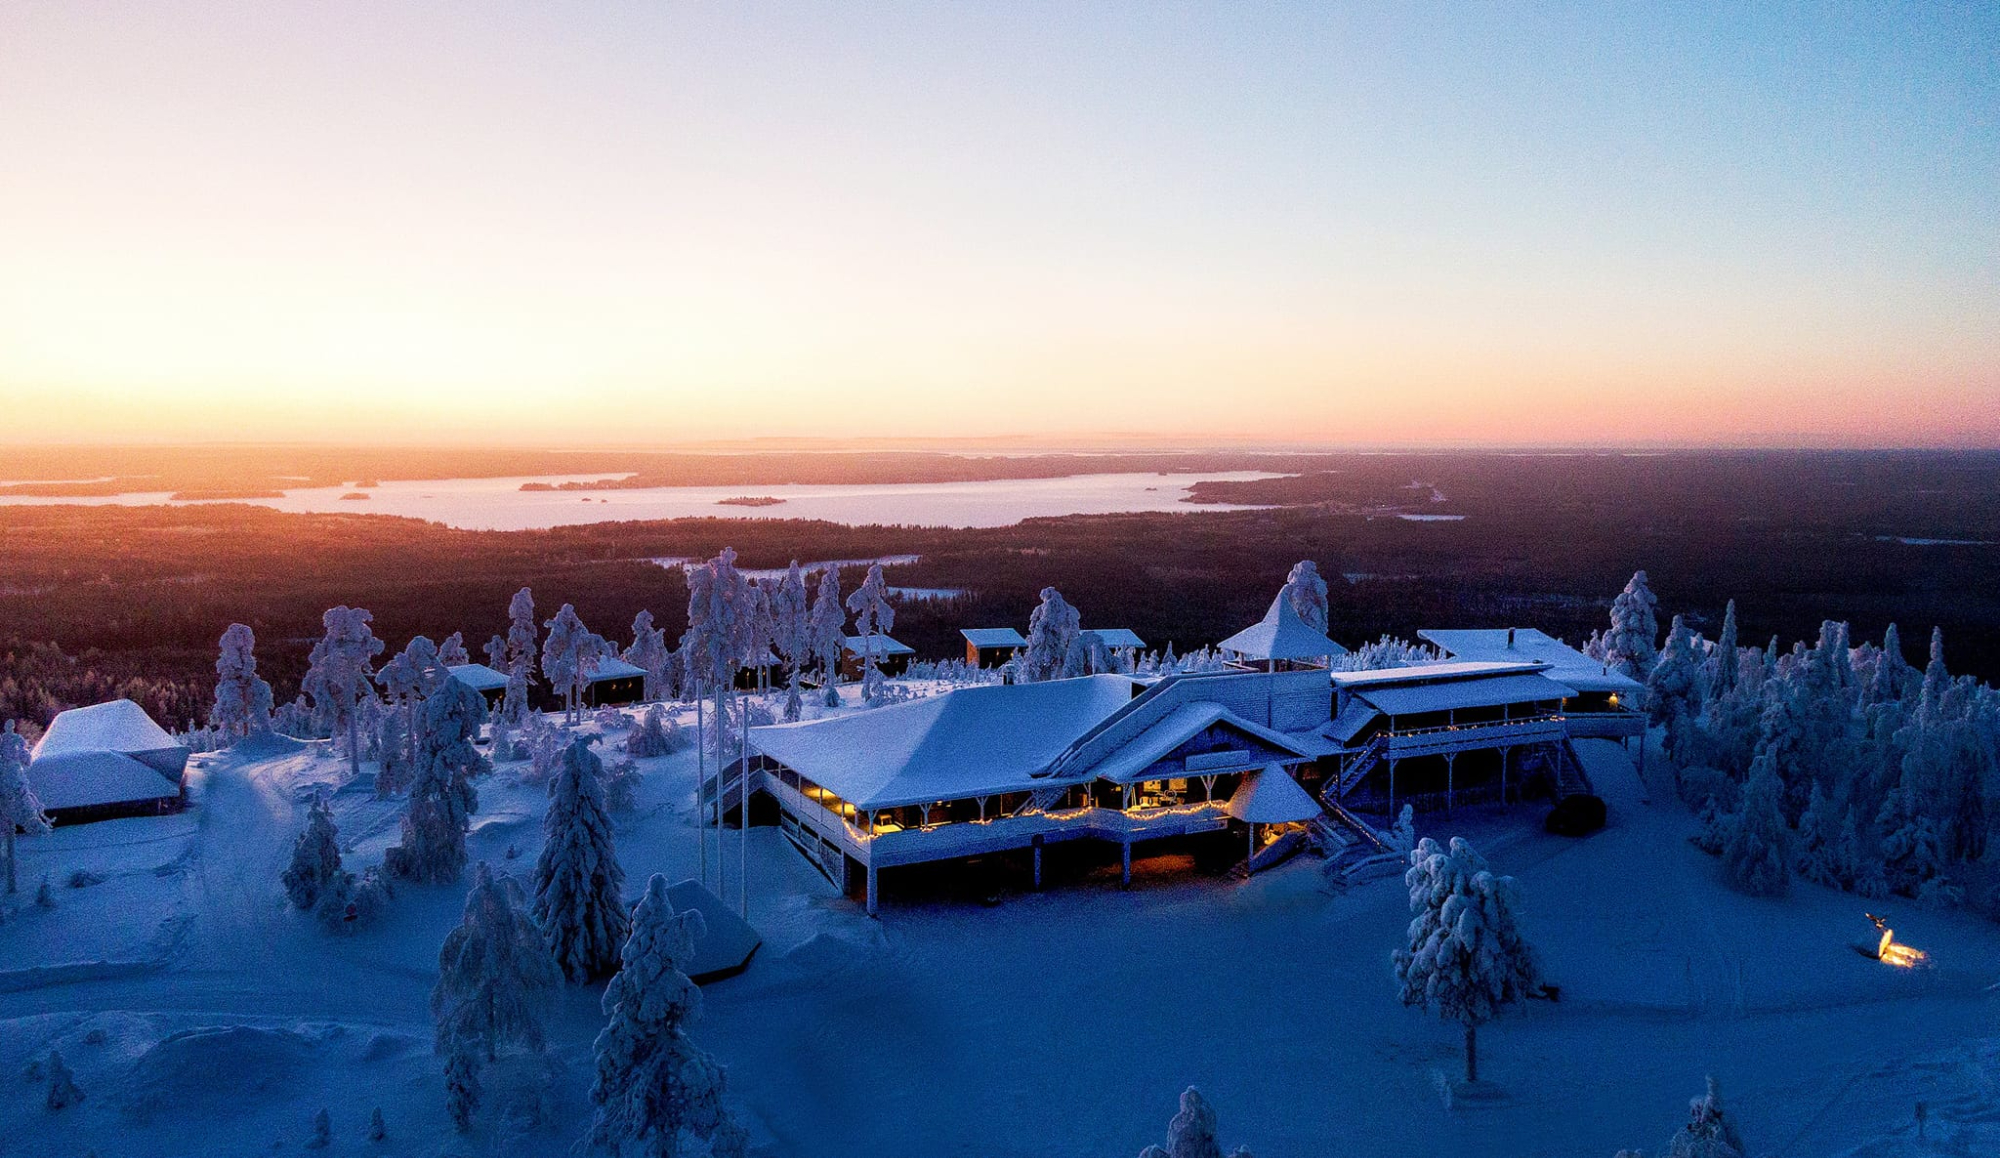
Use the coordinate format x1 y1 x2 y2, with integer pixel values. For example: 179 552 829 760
339 492 370 501
717 495 785 507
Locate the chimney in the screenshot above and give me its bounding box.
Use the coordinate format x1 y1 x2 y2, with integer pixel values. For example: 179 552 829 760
1507 627 1516 649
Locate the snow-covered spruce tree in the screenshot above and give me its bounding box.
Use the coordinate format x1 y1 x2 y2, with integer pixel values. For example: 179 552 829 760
1721 749 1790 896
1661 1075 1746 1158
306 1107 331 1150
770 561 812 721
1023 587 1081 683
1648 615 1704 763
432 863 557 1128
1864 623 1913 706
0 721 50 895
586 873 748 1158
1705 599 1740 700
46 1049 83 1111
282 788 345 911
534 739 629 983
444 1035 482 1132
1135 1086 1256 1158
845 563 896 702
543 604 613 725
500 587 539 725
438 631 470 667
623 610 671 704
385 678 487 885
1792 782 1841 887
1061 630 1114 678
377 634 442 774
807 565 847 708
1602 571 1660 685
624 703 679 758
302 606 386 777
211 622 274 739
1285 559 1330 635
1392 836 1539 1085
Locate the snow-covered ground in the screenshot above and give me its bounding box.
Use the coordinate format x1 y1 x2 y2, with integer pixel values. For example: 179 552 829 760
0 471 1280 530
3 703 1997 1157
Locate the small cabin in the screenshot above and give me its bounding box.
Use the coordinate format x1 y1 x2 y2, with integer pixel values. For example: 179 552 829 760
445 663 511 712
960 628 1026 668
28 699 190 825
1089 628 1146 659
581 657 648 707
839 634 914 681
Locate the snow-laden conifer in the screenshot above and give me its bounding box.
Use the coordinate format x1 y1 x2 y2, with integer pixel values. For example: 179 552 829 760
1285 559 1330 635
1023 587 1081 683
534 738 629 983
1392 836 1540 1084
1603 571 1660 684
1706 599 1739 699
807 566 847 707
1662 1076 1746 1158
302 606 386 776
587 873 748 1158
438 631 470 667
624 704 679 758
385 679 486 885
0 720 50 895
770 561 812 721
1721 750 1790 896
211 623 274 739
432 862 557 1130
282 788 344 911
1061 630 1114 678
543 604 613 725
845 563 896 702
500 587 539 724
623 610 671 703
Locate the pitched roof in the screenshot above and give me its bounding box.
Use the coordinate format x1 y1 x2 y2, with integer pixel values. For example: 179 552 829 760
750 676 1137 809
1078 701 1310 784
841 634 915 657
445 663 510 692
1416 628 1647 695
33 699 183 762
1088 628 1146 650
585 657 648 682
1227 764 1322 823
960 628 1026 648
1350 672 1578 716
27 749 181 811
1218 592 1347 661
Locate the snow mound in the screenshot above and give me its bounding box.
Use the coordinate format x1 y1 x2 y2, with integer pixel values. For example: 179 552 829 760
229 731 307 760
121 1025 325 1120
775 931 883 980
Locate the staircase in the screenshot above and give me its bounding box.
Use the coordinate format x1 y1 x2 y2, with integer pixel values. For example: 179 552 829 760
1334 733 1390 798
1552 738 1595 798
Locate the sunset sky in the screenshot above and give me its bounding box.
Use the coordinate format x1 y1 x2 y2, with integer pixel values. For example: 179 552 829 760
1 3 1995 448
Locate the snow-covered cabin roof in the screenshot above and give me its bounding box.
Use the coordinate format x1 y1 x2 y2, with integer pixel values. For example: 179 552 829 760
34 699 188 780
1416 628 1646 696
960 628 1026 649
1077 701 1310 784
585 657 648 683
1217 592 1347 662
1089 628 1146 650
750 676 1137 810
1348 672 1578 717
27 749 182 811
1327 699 1382 745
445 663 510 692
1226 764 1322 823
840 635 915 658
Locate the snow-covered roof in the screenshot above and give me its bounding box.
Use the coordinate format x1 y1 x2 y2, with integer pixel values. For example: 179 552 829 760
445 663 510 692
585 657 648 683
27 749 181 811
1079 702 1309 784
1351 672 1578 717
750 676 1137 809
1088 628 1146 650
34 699 183 763
1226 764 1322 824
1416 628 1647 696
841 635 915 657
960 628 1026 649
1217 592 1347 662
1328 660 1545 687
1327 700 1382 745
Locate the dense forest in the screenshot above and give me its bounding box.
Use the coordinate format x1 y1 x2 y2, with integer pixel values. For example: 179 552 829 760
2 450 1996 732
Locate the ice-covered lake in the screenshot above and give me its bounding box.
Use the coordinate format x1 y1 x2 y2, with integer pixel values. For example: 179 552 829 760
0 472 1280 531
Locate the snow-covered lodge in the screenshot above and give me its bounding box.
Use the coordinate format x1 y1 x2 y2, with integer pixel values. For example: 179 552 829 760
740 594 1649 913
27 699 190 825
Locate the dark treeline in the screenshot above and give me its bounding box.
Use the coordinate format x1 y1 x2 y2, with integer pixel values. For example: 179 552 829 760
2 449 1997 730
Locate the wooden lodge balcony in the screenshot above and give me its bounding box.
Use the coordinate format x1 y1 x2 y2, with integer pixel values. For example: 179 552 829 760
1380 713 1568 759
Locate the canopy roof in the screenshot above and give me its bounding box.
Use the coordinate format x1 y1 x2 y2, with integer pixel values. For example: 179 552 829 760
1417 628 1646 696
1089 628 1146 650
751 675 1136 809
1351 672 1578 717
1217 592 1347 662
960 628 1026 648
1226 763 1322 823
842 634 915 657
445 663 509 692
27 749 181 811
34 699 183 763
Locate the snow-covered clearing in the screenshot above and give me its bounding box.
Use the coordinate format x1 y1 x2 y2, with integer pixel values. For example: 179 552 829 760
4 702 1997 1156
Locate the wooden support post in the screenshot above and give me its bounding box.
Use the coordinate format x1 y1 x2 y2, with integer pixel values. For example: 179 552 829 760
1121 840 1132 887
1388 759 1398 816
1032 838 1043 890
1446 753 1456 815
865 862 878 918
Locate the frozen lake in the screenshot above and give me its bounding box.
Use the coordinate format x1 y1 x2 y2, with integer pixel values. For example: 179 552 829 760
0 471 1280 530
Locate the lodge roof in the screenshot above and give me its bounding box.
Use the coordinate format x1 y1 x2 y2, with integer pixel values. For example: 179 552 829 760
841 635 915 657
1217 592 1347 662
960 628 1026 648
445 663 510 692
1416 628 1647 696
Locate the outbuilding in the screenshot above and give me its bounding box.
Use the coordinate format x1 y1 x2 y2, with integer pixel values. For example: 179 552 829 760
960 628 1026 668
839 634 915 681
28 699 189 825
